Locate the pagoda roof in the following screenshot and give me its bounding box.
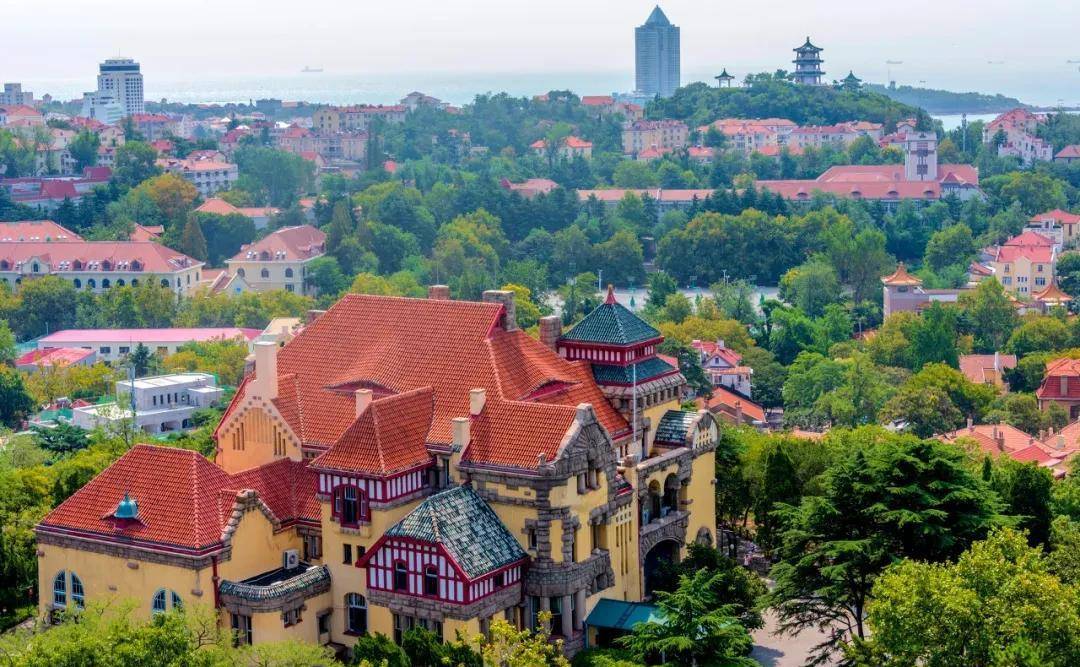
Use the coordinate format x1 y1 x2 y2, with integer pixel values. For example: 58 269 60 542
1033 282 1073 304
843 71 861 82
561 286 661 346
716 69 734 80
591 357 678 385
881 262 922 286
794 37 822 52
382 485 526 579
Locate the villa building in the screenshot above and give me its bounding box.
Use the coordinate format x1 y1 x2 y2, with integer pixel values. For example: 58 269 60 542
35 287 717 657
157 156 238 197
983 109 1053 166
224 225 325 295
530 136 593 160
72 372 224 434
622 120 689 156
690 339 752 396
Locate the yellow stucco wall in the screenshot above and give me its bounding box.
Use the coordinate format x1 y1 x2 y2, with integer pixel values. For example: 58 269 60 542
216 401 302 474
246 589 332 646
685 450 717 547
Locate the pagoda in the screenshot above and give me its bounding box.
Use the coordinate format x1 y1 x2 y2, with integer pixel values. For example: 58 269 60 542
792 37 825 85
714 69 735 88
557 286 685 452
840 70 862 91
1033 282 1073 313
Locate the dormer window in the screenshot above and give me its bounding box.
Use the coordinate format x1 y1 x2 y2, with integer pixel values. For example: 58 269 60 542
332 485 368 526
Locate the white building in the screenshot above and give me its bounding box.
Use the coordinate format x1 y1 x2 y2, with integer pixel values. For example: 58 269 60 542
94 57 144 118
72 373 223 434
79 92 125 125
0 83 35 106
157 157 238 197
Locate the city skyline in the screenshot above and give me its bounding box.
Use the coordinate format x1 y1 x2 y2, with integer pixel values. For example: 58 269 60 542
3 0 1080 105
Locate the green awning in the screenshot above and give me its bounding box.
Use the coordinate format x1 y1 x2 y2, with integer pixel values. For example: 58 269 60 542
585 599 663 631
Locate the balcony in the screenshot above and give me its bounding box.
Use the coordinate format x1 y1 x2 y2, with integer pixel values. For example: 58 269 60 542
219 563 331 612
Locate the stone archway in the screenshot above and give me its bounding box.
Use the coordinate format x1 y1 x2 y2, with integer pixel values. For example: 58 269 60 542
643 539 681 596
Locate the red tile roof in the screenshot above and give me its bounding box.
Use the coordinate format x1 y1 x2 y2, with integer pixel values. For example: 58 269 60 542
939 423 1036 455
40 327 259 345
958 354 1016 385
38 445 318 552
703 386 765 423
311 388 436 476
1031 209 1080 225
14 347 95 368
1037 359 1080 399
1057 145 1080 159
229 225 325 262
581 96 615 106
0 220 82 242
0 241 201 273
224 294 628 470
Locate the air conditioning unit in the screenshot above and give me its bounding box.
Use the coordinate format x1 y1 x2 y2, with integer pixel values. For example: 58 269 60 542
283 548 300 569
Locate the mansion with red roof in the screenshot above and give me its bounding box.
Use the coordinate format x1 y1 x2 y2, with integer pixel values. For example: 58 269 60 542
758 131 982 206
35 287 717 656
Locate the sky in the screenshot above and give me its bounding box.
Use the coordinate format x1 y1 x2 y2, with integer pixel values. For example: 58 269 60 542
5 0 1080 105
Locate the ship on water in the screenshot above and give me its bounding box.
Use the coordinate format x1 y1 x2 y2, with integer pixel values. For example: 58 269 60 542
301 66 323 73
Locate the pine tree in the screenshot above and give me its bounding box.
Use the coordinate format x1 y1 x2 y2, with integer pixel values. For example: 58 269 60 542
179 216 208 262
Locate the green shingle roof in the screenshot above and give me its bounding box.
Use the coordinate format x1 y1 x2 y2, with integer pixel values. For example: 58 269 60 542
562 296 660 346
591 357 676 385
385 485 526 579
654 410 698 445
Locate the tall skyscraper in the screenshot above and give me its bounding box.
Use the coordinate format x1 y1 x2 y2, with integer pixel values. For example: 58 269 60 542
635 6 680 98
95 57 144 117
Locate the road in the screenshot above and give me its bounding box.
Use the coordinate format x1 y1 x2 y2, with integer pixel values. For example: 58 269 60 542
750 611 838 667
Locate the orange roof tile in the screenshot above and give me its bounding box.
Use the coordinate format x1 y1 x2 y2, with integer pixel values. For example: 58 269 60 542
881 262 922 286
0 220 82 242
229 225 324 262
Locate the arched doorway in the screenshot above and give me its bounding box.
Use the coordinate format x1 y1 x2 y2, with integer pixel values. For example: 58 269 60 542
643 539 681 596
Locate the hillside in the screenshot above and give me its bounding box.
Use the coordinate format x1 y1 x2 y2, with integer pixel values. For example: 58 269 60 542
866 83 1025 114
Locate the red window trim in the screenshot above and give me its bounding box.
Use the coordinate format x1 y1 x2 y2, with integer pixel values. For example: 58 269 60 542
330 484 370 527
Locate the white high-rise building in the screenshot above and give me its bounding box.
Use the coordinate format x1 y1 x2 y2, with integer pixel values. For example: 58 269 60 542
94 57 144 118
635 6 680 98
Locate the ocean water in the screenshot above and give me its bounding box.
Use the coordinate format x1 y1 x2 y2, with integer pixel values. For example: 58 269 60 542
23 64 1080 109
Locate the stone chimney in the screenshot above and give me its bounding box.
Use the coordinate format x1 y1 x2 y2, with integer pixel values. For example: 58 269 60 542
539 316 562 351
355 388 373 418
252 341 278 400
994 351 1001 372
428 284 450 300
734 400 743 424
482 289 517 332
306 309 326 324
967 415 974 430
470 388 486 416
1057 434 1066 450
995 424 1005 452
452 416 471 449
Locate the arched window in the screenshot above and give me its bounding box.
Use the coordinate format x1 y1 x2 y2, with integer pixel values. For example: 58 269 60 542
73 278 82 289
101 278 111 289
0 260 9 270
259 251 270 261
285 268 294 278
72 260 82 270
152 589 167 614
345 593 367 635
152 588 183 614
260 268 270 279
131 260 141 271
160 278 168 287
331 485 368 526
87 278 96 289
393 562 409 592
236 268 245 278
101 260 111 271
131 278 138 286
423 565 439 597
52 571 66 607
116 279 125 286
70 573 84 608
32 263 39 273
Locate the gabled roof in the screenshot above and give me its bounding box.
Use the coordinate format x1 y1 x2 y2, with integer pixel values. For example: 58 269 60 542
382 485 526 579
0 241 201 273
229 225 325 262
15 347 95 369
0 220 82 242
1031 209 1080 225
223 294 628 470
939 423 1036 455
703 386 765 423
37 446 319 552
1057 145 1080 159
561 287 661 345
1037 359 1080 399
958 354 1016 385
311 388 435 476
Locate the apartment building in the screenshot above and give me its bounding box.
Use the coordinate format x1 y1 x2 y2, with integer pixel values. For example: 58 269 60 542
72 372 224 434
621 120 689 156
157 156 238 197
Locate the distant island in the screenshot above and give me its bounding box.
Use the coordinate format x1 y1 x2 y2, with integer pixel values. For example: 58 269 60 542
866 83 1025 114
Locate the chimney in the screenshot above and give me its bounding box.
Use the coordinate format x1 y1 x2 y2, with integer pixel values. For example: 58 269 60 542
1057 434 1066 450
470 388 486 416
428 284 450 300
452 417 471 449
355 388 373 418
539 316 562 351
996 424 1005 452
966 415 974 430
482 289 517 332
252 341 278 400
306 309 326 324
734 400 743 424
994 351 1001 372
1062 375 1069 396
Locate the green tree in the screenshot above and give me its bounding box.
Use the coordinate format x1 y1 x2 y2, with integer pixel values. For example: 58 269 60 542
68 130 100 171
13 275 78 339
128 342 153 378
0 366 35 428
178 216 209 262
779 258 842 318
304 256 349 299
594 229 645 286
924 223 976 273
619 569 757 667
880 384 961 437
352 632 409 667
0 319 15 364
1006 317 1070 357
861 528 1080 667
1057 252 1080 298
112 141 161 188
768 431 999 663
908 302 959 369
992 459 1054 546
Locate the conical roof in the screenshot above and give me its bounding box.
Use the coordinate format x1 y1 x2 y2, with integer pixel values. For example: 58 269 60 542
644 5 671 26
795 36 821 52
561 285 661 345
1033 282 1073 304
